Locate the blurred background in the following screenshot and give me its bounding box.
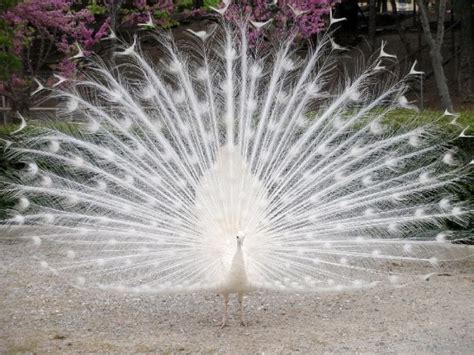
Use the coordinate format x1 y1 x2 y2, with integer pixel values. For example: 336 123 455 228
0 0 472 122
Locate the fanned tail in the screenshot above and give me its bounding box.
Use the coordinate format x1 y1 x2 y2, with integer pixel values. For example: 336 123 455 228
1 23 471 293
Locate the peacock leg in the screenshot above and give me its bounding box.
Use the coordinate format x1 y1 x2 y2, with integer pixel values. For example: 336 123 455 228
238 293 247 326
220 293 229 328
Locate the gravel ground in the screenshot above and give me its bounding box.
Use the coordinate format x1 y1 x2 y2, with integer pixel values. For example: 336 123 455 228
1 237 473 354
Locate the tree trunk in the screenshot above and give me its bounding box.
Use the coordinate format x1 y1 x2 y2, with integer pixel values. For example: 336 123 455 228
8 82 31 116
416 0 454 112
457 0 473 101
430 48 453 112
369 0 377 48
390 0 411 55
10 96 30 116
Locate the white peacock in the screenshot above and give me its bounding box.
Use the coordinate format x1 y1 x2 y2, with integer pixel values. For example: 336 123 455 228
1 20 471 327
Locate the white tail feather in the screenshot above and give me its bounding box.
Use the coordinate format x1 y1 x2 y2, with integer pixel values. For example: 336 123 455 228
1 25 471 294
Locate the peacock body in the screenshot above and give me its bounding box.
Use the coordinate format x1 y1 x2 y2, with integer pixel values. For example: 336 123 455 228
1 22 471 309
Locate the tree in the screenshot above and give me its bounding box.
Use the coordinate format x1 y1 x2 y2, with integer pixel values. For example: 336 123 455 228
456 0 473 102
121 0 175 27
416 0 453 112
368 0 377 48
389 0 411 55
0 0 22 118
223 0 333 46
0 0 109 114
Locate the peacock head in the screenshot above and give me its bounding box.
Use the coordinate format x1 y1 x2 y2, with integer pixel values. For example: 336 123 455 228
236 231 245 247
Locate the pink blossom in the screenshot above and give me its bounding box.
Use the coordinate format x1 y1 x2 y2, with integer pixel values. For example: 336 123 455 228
10 74 27 87
122 0 175 27
223 0 333 46
0 0 111 98
133 0 147 10
182 8 207 18
2 0 108 59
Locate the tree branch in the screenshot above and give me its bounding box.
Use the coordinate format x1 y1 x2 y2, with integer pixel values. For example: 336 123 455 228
435 0 447 47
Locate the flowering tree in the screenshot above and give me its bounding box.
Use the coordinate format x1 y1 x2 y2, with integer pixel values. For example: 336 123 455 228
0 0 109 113
0 1 21 81
0 0 333 115
121 0 175 28
224 0 333 45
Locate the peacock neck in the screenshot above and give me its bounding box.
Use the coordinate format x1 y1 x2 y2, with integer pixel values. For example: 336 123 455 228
232 240 245 265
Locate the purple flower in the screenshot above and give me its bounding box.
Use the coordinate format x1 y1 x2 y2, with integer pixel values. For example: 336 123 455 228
0 0 110 94
223 0 333 46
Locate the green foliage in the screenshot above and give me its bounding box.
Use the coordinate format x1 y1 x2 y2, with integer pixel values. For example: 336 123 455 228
0 0 20 11
204 0 221 10
457 111 474 128
175 0 193 11
87 0 107 15
0 0 22 82
153 9 179 29
0 52 21 81
175 0 221 11
384 110 474 129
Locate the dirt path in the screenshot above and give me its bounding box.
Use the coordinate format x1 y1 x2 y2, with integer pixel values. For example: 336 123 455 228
1 239 473 354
